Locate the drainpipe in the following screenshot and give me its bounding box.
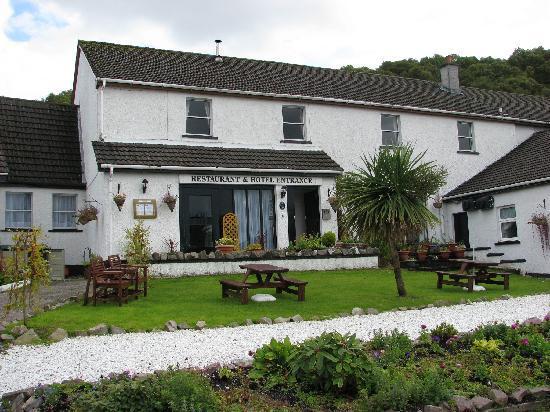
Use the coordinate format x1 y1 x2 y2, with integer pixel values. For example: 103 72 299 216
108 166 114 256
98 79 106 140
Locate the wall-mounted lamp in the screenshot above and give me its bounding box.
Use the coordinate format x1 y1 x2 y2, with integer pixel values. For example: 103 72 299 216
142 179 148 194
280 185 287 199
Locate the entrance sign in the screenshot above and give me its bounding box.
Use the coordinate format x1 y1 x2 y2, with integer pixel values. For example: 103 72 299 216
133 199 157 219
183 174 319 185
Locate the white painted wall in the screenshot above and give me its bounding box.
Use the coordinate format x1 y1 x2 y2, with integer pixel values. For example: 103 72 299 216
0 187 87 264
443 184 550 274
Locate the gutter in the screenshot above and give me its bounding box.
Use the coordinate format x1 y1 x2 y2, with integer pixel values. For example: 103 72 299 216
98 77 550 126
443 175 550 201
99 163 343 175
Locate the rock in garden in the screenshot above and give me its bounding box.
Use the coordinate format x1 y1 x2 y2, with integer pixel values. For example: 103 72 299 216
244 319 254 326
488 389 508 406
290 314 303 322
398 306 408 311
74 330 87 337
499 294 512 300
528 386 550 400
510 387 529 403
12 325 28 336
351 307 365 316
258 317 272 325
14 329 41 346
0 333 14 342
88 323 109 336
427 304 435 308
177 323 190 330
110 326 126 334
423 406 444 412
251 294 276 302
195 320 206 330
0 323 5 333
452 395 474 412
366 308 379 315
22 395 42 411
228 322 240 327
471 396 493 411
48 328 68 342
164 320 177 332
274 317 289 324
9 393 26 411
522 317 542 325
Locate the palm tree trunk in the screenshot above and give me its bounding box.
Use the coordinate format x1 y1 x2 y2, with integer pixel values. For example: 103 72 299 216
389 239 407 297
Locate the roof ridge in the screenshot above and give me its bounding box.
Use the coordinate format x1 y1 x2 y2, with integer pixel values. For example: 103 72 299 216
0 95 76 110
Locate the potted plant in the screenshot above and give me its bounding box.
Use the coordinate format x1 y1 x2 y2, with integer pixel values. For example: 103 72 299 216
528 212 550 253
432 193 443 209
113 193 126 211
416 242 429 262
162 191 178 212
76 205 99 225
452 243 466 258
398 245 411 261
246 243 263 257
447 241 457 252
327 196 339 212
438 245 451 261
215 237 236 254
163 238 179 259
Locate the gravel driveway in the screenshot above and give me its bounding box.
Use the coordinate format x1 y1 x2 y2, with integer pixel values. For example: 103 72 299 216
0 294 548 395
0 279 86 323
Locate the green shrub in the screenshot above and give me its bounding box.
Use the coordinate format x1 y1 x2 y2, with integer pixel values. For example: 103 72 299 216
292 234 326 251
249 337 296 389
60 370 220 412
369 329 414 366
472 339 503 360
320 231 337 247
289 332 381 395
430 322 459 347
471 323 510 342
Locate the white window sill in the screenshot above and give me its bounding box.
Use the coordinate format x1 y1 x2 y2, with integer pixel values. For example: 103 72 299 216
457 150 479 155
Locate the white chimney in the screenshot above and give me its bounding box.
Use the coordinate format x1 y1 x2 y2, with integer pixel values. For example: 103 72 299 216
440 55 460 93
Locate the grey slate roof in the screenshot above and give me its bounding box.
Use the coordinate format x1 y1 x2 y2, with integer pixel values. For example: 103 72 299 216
0 96 84 188
92 141 343 173
444 129 550 198
78 40 550 124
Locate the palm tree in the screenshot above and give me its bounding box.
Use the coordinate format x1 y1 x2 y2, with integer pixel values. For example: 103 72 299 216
336 144 447 297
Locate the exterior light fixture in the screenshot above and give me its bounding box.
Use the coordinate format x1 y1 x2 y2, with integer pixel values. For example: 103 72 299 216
142 179 148 193
280 185 287 199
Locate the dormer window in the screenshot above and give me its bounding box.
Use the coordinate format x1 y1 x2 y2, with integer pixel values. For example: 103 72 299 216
282 105 305 140
186 98 211 136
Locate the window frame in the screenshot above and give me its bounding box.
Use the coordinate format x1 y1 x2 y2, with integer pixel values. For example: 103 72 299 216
380 114 401 147
5 192 32 229
497 205 519 241
457 121 475 152
52 193 77 229
282 105 306 141
185 97 212 137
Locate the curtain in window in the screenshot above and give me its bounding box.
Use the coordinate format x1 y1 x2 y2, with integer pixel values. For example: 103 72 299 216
247 190 261 244
233 190 248 249
53 195 77 228
6 192 32 228
261 190 275 249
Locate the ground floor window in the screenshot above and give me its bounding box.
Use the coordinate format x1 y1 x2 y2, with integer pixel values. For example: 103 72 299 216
5 192 32 229
180 185 275 252
498 205 518 240
53 194 77 229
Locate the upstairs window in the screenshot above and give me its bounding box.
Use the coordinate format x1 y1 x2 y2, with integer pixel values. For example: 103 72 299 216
5 192 32 229
498 205 518 241
381 114 400 146
282 106 305 140
458 121 475 151
186 98 211 136
53 194 77 229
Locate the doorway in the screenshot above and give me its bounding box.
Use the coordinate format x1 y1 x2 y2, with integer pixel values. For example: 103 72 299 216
453 212 470 248
287 186 320 242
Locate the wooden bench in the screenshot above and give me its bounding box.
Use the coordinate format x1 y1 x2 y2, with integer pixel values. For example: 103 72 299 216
437 271 510 293
220 279 250 304
276 277 308 301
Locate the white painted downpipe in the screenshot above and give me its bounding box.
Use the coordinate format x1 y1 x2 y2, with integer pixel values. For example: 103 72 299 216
98 79 106 140
97 77 549 126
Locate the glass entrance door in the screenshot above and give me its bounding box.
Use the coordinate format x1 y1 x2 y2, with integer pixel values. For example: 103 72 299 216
234 189 275 249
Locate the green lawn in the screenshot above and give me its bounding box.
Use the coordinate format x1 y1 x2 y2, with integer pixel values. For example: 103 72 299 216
28 269 549 334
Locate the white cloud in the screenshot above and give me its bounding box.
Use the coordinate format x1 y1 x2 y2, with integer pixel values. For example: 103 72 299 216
0 0 548 100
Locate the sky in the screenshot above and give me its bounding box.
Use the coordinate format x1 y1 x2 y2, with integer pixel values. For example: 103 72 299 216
0 0 548 100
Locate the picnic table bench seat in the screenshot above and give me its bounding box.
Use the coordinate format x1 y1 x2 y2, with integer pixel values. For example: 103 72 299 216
220 279 250 304
275 277 308 301
436 270 510 293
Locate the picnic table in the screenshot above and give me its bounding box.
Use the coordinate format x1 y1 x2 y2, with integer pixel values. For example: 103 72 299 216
436 259 510 292
220 263 308 304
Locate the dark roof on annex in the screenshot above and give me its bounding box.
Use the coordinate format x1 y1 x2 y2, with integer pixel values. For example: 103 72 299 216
78 40 550 124
92 141 343 173
444 129 550 198
0 96 84 188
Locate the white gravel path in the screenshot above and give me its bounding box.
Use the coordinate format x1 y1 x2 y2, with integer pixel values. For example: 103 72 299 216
0 294 548 395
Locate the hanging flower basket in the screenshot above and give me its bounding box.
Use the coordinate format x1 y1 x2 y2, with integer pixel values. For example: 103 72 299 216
76 205 99 225
162 192 178 212
327 196 339 212
432 194 443 209
528 212 550 253
113 193 126 211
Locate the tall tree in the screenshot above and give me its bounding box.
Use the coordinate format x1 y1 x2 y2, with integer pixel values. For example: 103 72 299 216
43 89 72 105
336 145 447 297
